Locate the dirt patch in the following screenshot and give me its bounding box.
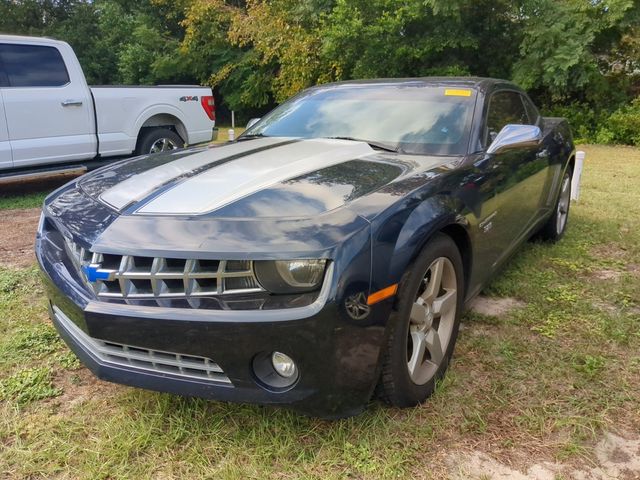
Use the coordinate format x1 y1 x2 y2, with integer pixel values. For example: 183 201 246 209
592 300 618 315
627 264 640 277
591 269 622 281
590 243 630 262
0 207 41 268
448 432 640 480
469 296 526 317
48 367 120 413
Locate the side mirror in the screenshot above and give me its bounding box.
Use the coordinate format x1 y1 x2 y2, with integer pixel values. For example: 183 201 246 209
487 124 541 155
246 118 261 129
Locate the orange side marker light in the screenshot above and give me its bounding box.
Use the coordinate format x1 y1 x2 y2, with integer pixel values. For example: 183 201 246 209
367 284 398 305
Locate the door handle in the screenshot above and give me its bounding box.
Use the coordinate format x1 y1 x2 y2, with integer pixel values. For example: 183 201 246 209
61 99 83 107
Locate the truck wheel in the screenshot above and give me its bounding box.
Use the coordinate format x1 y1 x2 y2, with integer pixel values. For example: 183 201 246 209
538 168 572 242
378 233 464 408
136 128 184 155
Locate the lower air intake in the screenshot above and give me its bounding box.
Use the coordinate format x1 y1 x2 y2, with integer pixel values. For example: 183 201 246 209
52 305 232 385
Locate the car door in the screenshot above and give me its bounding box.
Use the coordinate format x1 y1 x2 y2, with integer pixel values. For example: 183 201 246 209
483 90 542 266
0 42 95 168
520 93 554 221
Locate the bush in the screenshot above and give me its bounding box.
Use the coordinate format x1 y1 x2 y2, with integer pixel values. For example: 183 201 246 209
542 102 601 144
595 97 640 146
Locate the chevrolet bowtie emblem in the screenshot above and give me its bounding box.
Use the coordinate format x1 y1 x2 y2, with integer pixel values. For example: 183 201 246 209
81 263 116 282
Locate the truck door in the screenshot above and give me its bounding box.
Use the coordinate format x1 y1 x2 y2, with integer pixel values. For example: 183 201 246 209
0 42 96 168
0 84 11 170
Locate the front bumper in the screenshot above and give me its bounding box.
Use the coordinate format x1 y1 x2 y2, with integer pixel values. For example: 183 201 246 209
37 231 391 418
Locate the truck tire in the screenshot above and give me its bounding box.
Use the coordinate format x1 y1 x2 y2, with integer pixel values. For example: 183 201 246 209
136 128 184 155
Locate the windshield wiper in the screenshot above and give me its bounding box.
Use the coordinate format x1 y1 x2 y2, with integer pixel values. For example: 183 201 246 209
322 136 400 153
235 133 267 142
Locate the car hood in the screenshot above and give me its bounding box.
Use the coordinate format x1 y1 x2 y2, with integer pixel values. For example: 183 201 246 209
45 137 457 257
79 137 411 218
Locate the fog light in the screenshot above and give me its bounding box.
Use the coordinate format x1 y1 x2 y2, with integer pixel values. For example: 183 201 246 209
253 351 299 391
272 351 297 378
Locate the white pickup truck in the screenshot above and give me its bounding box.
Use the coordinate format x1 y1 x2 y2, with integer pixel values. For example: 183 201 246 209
0 35 216 175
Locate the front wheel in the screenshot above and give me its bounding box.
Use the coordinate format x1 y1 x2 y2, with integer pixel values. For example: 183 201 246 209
538 168 572 242
378 233 464 408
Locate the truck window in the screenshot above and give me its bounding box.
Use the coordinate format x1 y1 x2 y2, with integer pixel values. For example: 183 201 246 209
0 44 70 87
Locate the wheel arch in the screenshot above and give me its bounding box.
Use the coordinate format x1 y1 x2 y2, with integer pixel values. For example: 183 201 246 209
439 223 472 297
133 105 190 146
377 196 472 299
138 113 187 145
567 152 575 174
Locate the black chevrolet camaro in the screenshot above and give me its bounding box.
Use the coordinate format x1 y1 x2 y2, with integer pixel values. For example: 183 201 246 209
36 77 574 418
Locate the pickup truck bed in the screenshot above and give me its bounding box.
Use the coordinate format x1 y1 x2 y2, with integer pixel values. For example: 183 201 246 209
90 85 215 157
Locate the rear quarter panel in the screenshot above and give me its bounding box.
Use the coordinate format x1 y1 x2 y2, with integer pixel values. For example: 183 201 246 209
90 86 214 156
539 117 575 213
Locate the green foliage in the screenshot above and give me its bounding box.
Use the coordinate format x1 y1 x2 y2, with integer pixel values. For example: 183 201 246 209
0 367 61 406
595 97 640 146
572 353 607 378
2 0 640 139
543 102 602 144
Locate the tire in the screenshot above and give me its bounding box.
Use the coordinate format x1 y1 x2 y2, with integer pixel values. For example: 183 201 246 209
538 167 572 242
379 233 464 408
135 128 184 155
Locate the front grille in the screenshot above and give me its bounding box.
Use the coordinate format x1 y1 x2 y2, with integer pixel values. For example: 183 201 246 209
52 305 232 384
64 239 263 307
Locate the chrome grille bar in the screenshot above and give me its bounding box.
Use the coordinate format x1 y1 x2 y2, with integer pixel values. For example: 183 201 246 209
52 305 232 384
63 239 263 307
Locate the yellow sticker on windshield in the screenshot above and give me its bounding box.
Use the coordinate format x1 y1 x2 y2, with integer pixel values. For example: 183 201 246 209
445 89 472 97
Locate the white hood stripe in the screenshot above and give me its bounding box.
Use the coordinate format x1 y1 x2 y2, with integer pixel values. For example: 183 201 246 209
136 139 375 215
99 137 288 210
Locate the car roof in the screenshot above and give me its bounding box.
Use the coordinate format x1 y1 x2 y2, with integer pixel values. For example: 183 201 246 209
309 77 520 94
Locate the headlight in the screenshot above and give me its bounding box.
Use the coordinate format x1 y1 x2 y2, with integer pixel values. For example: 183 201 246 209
254 259 327 293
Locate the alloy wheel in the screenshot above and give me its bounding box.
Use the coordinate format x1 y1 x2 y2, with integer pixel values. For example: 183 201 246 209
556 174 571 234
149 137 179 154
407 257 457 385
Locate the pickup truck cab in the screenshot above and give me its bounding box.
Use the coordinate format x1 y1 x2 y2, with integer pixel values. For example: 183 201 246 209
0 35 215 173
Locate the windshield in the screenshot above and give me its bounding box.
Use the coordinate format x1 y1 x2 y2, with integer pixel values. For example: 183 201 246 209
243 84 477 155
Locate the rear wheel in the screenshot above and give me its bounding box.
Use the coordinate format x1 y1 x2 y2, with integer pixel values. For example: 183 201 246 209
538 168 572 242
135 128 184 155
379 233 464 407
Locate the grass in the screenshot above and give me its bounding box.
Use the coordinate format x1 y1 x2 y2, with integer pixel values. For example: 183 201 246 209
0 189 50 211
0 145 639 478
214 126 246 143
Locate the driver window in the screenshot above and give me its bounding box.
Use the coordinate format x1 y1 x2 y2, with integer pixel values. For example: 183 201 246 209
486 91 529 144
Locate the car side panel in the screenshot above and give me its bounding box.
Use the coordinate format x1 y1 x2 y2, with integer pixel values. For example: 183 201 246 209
372 196 455 294
368 168 489 303
368 108 574 307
